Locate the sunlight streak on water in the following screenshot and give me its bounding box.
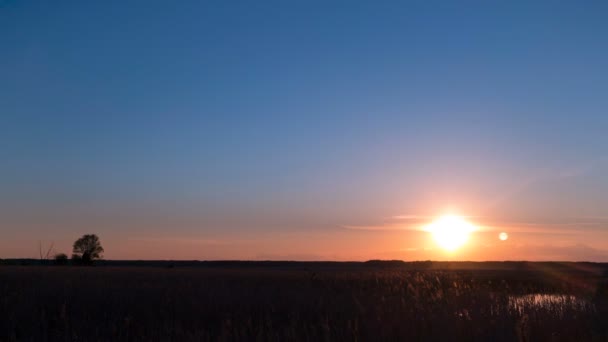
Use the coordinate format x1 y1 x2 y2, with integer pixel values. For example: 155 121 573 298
509 293 594 317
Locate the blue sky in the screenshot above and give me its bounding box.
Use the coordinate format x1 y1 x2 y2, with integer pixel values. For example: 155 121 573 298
2 1 608 260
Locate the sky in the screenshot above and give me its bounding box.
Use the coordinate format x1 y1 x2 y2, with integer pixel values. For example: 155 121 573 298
2 1 608 261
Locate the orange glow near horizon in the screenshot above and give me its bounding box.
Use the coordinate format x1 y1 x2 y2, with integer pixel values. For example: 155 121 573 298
424 215 478 252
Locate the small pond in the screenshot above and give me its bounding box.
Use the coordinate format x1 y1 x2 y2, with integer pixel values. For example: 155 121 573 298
509 293 594 316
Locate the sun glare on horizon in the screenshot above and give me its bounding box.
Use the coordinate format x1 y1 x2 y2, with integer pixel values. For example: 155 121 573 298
425 215 477 252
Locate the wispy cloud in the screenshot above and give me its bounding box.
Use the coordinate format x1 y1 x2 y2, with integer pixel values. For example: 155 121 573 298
342 224 411 231
342 213 433 231
343 214 608 235
473 216 608 234
390 215 433 220
126 237 253 246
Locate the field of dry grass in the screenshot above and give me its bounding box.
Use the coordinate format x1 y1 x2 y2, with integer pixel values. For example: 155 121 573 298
1 262 607 341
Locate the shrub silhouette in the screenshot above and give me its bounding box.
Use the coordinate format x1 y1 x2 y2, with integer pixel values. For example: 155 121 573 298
54 253 68 265
72 234 104 265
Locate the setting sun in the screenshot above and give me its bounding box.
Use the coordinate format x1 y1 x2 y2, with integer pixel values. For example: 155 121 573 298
424 215 477 252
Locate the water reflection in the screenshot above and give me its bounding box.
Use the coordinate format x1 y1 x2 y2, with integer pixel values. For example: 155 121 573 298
509 293 594 316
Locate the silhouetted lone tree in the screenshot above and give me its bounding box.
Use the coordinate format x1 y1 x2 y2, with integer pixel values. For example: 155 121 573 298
72 234 104 265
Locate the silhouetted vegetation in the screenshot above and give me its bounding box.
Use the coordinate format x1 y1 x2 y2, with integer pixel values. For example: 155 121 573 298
53 253 68 266
1 262 608 341
72 234 104 265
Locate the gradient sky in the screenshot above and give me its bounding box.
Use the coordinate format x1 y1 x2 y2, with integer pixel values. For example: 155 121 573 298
2 1 608 261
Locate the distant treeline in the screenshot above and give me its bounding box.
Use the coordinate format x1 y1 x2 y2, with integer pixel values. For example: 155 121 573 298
1 258 607 272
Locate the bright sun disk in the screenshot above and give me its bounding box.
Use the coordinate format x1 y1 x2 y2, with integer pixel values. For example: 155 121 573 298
425 215 477 252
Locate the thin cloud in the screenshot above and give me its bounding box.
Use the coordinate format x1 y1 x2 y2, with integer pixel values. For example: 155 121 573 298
343 225 405 231
343 215 608 235
390 215 433 221
473 216 608 234
342 213 433 231
342 223 425 232
126 237 253 245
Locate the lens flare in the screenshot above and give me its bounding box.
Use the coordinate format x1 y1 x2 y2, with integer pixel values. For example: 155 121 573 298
499 232 509 241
